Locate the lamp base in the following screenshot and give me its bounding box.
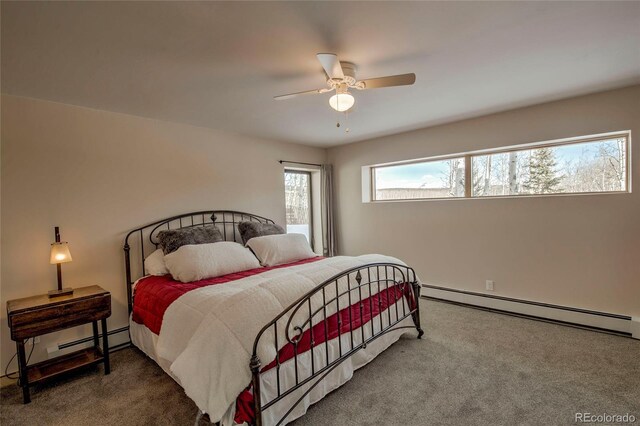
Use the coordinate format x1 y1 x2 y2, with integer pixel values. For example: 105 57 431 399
48 288 74 298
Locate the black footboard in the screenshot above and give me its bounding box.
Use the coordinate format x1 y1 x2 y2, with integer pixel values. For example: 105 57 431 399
250 263 423 426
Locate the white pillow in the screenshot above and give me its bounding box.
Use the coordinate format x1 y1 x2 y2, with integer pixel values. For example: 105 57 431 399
246 233 316 267
164 241 261 283
144 249 169 276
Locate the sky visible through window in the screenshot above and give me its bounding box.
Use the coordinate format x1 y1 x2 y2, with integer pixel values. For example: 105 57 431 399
375 161 451 189
375 138 626 192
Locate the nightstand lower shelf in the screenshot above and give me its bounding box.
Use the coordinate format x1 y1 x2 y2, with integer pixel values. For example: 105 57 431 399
26 347 105 384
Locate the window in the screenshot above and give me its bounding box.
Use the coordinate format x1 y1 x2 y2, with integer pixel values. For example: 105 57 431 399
284 170 313 244
373 157 466 200
367 131 630 201
471 136 628 197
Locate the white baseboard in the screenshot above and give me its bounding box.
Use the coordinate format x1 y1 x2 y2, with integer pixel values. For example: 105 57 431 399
632 317 640 340
422 285 637 339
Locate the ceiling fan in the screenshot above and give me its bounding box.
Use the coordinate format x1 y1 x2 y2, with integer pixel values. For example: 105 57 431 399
274 53 416 112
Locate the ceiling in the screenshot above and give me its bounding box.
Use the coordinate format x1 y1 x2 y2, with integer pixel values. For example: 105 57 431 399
2 2 639 147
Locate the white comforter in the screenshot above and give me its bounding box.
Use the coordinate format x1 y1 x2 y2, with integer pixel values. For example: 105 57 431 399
155 254 409 421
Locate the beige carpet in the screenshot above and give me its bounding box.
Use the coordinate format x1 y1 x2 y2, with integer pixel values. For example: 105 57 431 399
1 299 638 425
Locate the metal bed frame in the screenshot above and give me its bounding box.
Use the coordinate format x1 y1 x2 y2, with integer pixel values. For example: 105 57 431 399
124 211 424 426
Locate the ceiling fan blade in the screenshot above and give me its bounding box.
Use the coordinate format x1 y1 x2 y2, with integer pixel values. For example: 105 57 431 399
274 88 329 100
359 73 416 89
316 53 344 80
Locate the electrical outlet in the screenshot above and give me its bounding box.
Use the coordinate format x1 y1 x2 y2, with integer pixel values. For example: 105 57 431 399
27 337 40 345
486 280 495 291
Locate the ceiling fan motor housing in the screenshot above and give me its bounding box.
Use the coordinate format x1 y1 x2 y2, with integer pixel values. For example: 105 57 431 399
339 62 357 85
327 62 358 89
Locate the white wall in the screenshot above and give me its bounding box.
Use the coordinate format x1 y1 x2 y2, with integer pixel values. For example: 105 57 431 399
328 85 640 318
0 95 326 371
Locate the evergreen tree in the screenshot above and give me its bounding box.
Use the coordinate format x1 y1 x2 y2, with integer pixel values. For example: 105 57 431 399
524 148 562 194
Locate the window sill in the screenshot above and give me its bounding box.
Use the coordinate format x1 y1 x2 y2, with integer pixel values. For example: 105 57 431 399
365 190 631 204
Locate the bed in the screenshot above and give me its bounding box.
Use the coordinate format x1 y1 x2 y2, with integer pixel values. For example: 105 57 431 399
124 210 424 426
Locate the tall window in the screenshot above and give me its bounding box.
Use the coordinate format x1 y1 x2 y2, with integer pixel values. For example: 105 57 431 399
284 170 313 244
367 132 630 201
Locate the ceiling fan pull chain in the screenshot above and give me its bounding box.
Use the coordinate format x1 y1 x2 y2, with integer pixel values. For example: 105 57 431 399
345 110 350 133
336 92 341 128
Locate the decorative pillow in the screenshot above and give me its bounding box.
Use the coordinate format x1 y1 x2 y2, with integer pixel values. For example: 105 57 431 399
164 242 261 283
157 225 224 254
144 249 169 276
246 233 317 267
238 221 285 245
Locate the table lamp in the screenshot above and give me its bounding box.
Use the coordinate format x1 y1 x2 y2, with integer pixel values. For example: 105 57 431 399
49 226 74 297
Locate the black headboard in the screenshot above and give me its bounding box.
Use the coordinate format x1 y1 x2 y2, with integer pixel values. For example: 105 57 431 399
123 210 275 314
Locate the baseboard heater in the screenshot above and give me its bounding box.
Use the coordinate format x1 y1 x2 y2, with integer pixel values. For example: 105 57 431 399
57 326 131 351
421 284 639 339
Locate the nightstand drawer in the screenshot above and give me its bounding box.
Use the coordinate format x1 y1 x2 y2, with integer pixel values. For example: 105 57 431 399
9 294 111 340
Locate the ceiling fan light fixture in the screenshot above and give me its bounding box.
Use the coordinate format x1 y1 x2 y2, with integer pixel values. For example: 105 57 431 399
329 92 355 112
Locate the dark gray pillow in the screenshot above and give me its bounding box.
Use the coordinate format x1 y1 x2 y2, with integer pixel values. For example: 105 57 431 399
238 221 285 245
157 225 224 254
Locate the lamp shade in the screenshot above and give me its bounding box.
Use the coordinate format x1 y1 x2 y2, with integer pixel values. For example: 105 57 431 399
329 92 355 112
50 242 72 264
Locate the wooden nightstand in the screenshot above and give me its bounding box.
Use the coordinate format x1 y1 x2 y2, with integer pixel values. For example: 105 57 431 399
6 285 111 403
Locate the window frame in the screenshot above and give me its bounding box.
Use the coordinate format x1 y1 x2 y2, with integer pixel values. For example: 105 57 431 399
366 131 631 202
284 169 314 248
